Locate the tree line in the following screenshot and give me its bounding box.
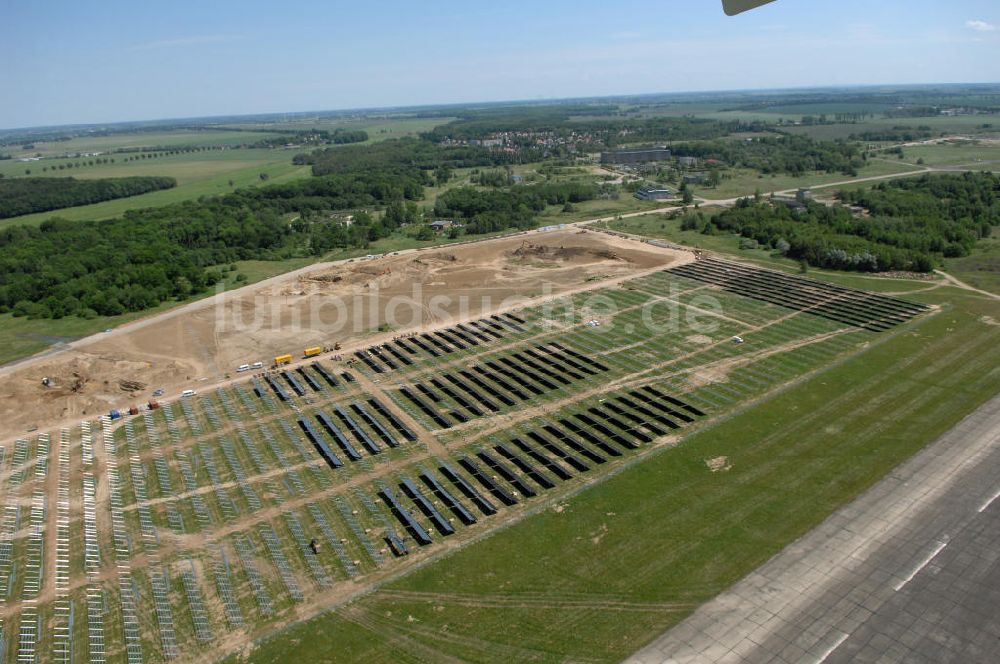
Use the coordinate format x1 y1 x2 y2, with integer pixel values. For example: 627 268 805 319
0 176 177 219
251 128 369 148
849 126 935 142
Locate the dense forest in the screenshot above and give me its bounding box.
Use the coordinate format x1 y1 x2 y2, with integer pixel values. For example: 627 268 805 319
700 172 999 272
0 176 176 218
294 137 526 176
848 126 935 142
672 134 865 176
838 173 1000 256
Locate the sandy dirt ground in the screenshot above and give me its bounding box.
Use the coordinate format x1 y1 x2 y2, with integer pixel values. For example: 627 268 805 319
0 229 690 443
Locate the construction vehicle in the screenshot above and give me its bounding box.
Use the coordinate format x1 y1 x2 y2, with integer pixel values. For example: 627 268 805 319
304 346 322 358
333 342 342 351
274 354 293 366
309 538 321 555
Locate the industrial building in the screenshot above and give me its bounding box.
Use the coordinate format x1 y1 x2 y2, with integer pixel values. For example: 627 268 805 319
601 147 671 165
634 186 675 201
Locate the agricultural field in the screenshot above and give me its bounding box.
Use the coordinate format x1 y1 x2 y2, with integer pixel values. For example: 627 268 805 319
1 225 973 664
0 149 311 227
2 130 284 159
883 139 1000 168
781 114 1000 141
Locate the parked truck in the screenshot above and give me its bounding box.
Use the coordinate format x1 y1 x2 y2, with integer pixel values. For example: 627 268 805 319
274 354 293 366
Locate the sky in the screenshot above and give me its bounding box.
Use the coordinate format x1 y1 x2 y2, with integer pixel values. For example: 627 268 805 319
3 0 999 129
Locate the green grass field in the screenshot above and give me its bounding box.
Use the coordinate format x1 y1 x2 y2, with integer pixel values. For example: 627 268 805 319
235 280 1000 664
686 160 924 200
882 141 1000 168
0 148 311 226
944 228 1000 295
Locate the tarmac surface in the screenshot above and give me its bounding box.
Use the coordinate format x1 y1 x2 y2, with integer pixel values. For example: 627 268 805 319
628 392 1000 664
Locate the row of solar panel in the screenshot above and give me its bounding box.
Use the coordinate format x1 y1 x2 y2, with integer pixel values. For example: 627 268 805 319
399 343 609 428
297 398 418 468
379 388 706 552
253 363 356 403
667 259 927 332
354 312 528 373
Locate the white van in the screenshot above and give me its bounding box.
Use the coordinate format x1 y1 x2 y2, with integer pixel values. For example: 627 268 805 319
251 361 264 370
180 389 196 398
236 364 250 373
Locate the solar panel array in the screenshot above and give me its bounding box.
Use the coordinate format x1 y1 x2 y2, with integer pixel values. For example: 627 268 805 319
181 561 215 643
53 430 72 664
667 258 927 331
0 259 928 663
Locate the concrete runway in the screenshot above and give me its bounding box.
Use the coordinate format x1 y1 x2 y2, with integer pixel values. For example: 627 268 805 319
627 392 1000 664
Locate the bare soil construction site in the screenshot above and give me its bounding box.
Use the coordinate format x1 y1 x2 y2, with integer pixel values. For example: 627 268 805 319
0 230 687 442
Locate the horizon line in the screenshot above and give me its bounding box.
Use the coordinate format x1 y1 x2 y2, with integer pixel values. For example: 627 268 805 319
2 80 999 135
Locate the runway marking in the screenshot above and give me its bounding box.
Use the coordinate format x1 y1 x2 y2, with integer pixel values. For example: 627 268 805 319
978 487 1000 513
893 539 949 591
813 632 850 664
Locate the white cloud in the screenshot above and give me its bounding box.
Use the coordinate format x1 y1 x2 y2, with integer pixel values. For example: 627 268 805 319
966 20 996 32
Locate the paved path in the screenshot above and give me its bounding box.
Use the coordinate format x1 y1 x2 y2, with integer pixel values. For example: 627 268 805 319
627 392 1000 664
